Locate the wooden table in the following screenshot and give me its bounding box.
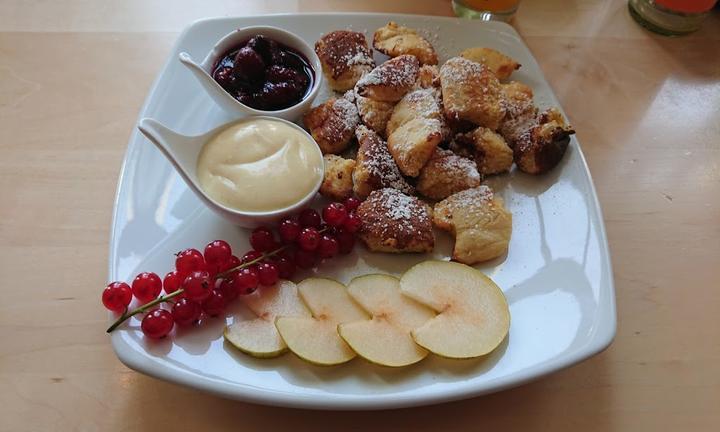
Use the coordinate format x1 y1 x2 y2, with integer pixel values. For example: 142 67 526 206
1 0 718 430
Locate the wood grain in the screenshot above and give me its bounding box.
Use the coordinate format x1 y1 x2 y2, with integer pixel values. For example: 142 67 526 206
0 0 718 431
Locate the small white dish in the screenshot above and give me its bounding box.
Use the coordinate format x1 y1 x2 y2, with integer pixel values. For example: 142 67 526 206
137 116 323 228
179 26 323 121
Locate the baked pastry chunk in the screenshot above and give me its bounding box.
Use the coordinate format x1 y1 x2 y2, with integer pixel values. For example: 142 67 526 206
386 88 445 137
453 127 513 175
440 57 506 130
433 186 512 264
352 125 415 199
512 108 575 175
354 90 395 136
501 81 535 119
355 55 419 102
415 65 440 89
417 148 481 200
303 91 360 154
373 22 438 66
460 47 520 80
357 188 434 253
320 155 356 201
315 30 375 91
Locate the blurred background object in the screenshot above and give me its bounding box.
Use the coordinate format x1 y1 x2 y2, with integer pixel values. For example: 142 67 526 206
452 0 520 21
628 0 718 35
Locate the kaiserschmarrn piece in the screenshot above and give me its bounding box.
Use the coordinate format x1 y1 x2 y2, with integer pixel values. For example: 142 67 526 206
355 55 420 102
460 47 520 80
511 108 575 175
501 81 535 120
315 30 376 91
357 188 434 253
417 148 481 200
373 22 438 66
352 125 415 199
433 186 512 264
320 155 356 201
303 91 360 154
454 127 514 175
440 57 506 130
354 90 395 137
415 65 440 89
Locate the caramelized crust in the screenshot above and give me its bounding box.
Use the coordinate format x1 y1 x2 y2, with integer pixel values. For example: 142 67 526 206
433 186 512 264
417 148 481 200
440 57 506 130
373 22 438 66
512 109 575 175
355 55 420 102
303 91 360 154
320 154 356 201
357 188 434 253
315 30 375 91
352 125 415 199
460 47 520 80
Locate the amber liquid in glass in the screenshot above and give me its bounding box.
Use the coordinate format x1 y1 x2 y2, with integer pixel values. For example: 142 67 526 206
452 0 520 20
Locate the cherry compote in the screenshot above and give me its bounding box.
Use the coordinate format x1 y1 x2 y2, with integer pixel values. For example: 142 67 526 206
212 35 314 111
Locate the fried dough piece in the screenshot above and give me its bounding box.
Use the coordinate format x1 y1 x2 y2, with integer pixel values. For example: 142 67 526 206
386 88 445 137
512 109 575 175
353 125 415 199
303 91 360 154
440 57 506 130
415 65 440 89
454 127 513 175
354 91 395 136
460 47 520 80
357 188 434 253
355 55 419 102
373 22 438 66
417 148 481 200
320 155 356 201
315 30 375 91
433 186 512 264
501 81 535 120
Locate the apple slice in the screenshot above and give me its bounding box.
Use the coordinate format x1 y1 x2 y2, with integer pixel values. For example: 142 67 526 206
339 274 435 367
400 261 510 359
224 280 310 358
275 278 367 366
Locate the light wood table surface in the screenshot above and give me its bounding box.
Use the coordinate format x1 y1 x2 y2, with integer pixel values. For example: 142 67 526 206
1 0 718 430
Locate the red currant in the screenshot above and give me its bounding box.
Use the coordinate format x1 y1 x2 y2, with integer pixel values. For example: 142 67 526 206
279 218 301 243
132 272 162 303
295 249 317 269
102 282 132 312
298 227 320 251
323 202 348 227
317 235 339 258
257 262 280 286
275 255 296 279
344 197 361 212
217 275 240 302
175 248 205 276
241 250 263 264
299 208 321 228
204 240 232 267
172 298 202 326
336 228 356 254
182 270 212 302
343 212 362 233
250 227 277 252
163 271 183 295
141 309 174 339
234 267 260 295
201 290 226 317
222 255 241 272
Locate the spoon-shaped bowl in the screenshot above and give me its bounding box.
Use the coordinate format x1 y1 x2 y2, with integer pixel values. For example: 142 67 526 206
137 116 324 228
179 26 323 121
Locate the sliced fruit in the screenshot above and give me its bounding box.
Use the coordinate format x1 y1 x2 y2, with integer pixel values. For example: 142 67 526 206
339 274 435 367
224 280 310 358
399 261 510 359
275 278 367 365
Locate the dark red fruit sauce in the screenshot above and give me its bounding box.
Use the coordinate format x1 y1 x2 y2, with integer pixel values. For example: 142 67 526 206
212 35 314 111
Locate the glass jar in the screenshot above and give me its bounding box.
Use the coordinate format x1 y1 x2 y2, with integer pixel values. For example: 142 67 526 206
452 0 521 21
628 0 718 35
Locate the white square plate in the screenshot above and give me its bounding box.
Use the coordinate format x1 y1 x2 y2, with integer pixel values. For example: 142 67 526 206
109 13 616 410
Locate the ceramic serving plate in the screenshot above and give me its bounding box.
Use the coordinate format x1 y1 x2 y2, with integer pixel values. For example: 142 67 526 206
109 13 616 410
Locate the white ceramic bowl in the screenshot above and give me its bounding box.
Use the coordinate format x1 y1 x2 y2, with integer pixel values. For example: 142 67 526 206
137 116 324 228
178 26 322 121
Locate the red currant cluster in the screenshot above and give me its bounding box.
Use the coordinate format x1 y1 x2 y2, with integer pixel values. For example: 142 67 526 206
102 198 362 339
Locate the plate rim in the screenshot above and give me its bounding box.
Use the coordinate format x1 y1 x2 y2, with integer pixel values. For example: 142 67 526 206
108 12 616 410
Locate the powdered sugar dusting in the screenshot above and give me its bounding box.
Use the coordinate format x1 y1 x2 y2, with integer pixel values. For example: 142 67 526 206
356 126 414 194
357 55 419 88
